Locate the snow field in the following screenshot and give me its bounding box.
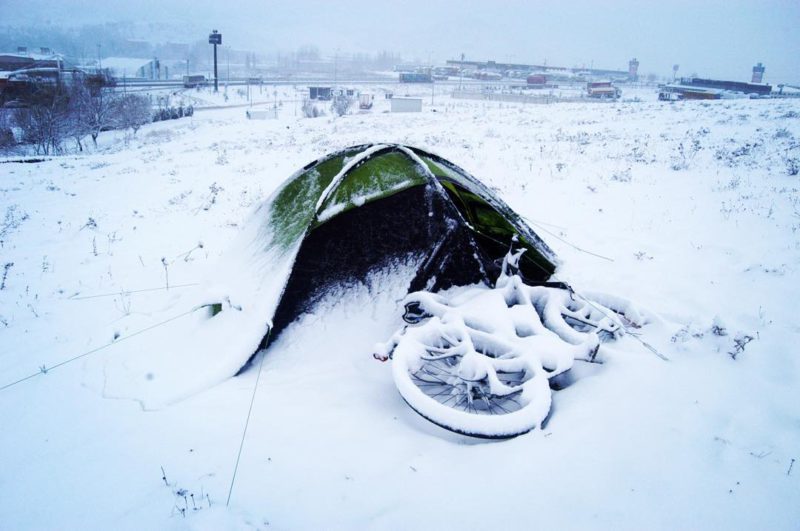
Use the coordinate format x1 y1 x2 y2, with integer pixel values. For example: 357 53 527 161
1 88 799 529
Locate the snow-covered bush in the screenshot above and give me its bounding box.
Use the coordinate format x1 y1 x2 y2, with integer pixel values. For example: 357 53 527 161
331 93 353 117
116 94 152 136
671 138 701 170
301 98 324 118
786 153 799 176
152 105 194 123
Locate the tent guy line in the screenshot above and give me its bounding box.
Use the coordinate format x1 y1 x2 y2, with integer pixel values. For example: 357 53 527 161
521 215 615 262
0 308 197 393
67 282 200 301
226 325 273 507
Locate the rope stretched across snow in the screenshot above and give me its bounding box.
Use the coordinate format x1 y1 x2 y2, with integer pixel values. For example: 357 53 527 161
0 308 197 393
226 325 272 507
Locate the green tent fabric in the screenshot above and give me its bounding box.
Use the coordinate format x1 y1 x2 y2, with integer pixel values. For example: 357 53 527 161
267 143 556 277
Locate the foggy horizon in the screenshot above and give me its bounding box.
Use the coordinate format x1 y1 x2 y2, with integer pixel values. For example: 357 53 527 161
2 0 799 83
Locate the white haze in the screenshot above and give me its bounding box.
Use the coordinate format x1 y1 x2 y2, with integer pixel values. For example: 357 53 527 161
2 0 799 83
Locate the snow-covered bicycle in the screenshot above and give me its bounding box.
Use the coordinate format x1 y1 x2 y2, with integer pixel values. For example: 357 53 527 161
375 249 639 438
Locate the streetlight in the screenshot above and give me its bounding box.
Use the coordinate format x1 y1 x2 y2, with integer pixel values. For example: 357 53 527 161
209 29 222 92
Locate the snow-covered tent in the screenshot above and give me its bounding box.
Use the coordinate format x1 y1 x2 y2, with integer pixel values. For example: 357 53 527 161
229 143 557 351
106 144 559 406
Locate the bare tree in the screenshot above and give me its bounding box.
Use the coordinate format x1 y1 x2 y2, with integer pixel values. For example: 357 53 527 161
116 94 152 136
64 80 92 151
0 109 16 153
76 83 118 148
14 93 71 155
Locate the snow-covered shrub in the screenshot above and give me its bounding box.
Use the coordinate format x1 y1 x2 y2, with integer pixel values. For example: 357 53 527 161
729 333 755 360
1 205 30 241
611 168 632 182
116 94 152 136
0 106 19 147
301 99 324 118
786 154 799 176
714 141 763 169
330 93 352 117
152 105 193 123
671 138 701 171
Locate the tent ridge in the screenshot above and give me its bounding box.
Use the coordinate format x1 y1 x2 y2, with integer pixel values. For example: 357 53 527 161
396 145 437 183
313 143 390 215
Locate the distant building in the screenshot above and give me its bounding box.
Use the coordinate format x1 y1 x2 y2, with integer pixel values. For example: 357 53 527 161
309 86 332 100
0 48 110 106
102 57 162 80
628 58 640 81
752 63 765 84
679 77 771 95
390 97 422 112
0 49 62 73
446 58 629 80
659 85 722 100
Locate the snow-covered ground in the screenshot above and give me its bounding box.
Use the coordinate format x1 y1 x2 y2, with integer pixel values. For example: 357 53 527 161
1 88 799 529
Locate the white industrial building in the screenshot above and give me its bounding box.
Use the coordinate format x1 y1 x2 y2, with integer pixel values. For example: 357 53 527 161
390 97 422 113
101 57 163 80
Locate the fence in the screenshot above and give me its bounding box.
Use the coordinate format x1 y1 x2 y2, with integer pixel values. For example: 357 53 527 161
450 89 614 105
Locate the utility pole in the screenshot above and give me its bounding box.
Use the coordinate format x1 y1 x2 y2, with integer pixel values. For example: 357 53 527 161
334 49 338 86
427 50 434 104
209 29 222 92
459 52 464 92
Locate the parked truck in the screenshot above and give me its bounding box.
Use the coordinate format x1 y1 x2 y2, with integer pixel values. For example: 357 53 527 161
358 93 374 109
586 81 621 99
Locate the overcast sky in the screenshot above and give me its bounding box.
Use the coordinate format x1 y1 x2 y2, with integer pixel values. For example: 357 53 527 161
3 0 799 82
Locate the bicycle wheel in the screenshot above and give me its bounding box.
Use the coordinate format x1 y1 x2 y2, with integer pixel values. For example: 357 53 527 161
391 318 553 438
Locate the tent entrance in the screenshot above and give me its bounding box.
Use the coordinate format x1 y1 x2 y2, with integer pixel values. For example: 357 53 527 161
269 184 488 341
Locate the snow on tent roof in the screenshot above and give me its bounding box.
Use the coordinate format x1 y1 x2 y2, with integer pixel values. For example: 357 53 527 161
103 144 558 407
